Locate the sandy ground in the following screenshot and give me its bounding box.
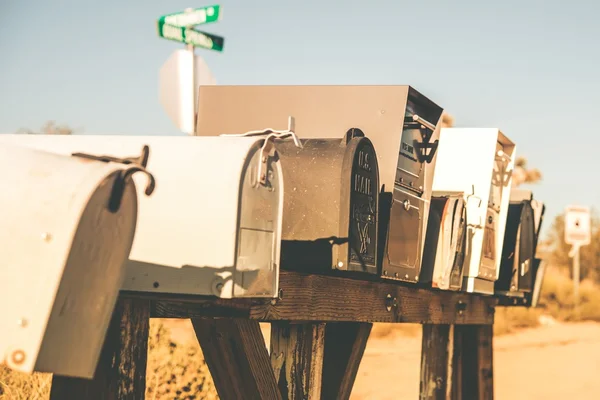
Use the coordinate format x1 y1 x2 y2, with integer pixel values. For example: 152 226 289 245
164 320 600 399
352 322 600 400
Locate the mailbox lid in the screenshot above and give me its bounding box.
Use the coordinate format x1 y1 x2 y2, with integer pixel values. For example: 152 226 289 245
0 144 138 378
196 85 443 192
0 135 283 298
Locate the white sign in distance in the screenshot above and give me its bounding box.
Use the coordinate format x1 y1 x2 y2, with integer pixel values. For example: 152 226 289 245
159 49 216 134
564 205 591 246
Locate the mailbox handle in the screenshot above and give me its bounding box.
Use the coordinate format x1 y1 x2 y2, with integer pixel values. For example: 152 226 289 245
72 145 156 213
220 116 303 186
221 116 303 149
412 114 436 132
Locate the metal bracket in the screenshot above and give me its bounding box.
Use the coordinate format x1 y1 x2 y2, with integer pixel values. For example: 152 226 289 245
72 145 156 213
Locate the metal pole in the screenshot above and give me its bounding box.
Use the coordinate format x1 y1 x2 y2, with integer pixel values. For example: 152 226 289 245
187 42 196 135
573 246 580 308
185 8 196 136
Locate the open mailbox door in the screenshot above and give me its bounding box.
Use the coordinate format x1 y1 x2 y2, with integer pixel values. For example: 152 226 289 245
195 85 444 282
420 191 467 291
495 189 536 297
0 142 152 378
0 135 284 300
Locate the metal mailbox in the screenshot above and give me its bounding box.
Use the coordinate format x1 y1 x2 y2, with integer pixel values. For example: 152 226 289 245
495 190 536 296
496 189 547 300
431 128 516 294
420 191 467 291
195 85 443 282
266 129 380 274
0 134 284 299
0 143 151 378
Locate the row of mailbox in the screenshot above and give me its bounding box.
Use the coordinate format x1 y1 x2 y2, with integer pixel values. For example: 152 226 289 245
0 85 545 378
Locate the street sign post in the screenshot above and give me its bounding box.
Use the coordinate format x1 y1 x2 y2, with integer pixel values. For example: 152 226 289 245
564 204 591 307
156 5 224 134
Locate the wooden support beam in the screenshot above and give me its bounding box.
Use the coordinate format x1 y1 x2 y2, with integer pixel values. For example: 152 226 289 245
146 271 497 325
321 322 372 400
450 325 494 400
271 322 325 399
192 318 281 400
49 297 150 400
419 324 451 400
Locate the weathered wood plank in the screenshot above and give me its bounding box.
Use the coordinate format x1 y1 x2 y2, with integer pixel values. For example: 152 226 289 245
451 325 494 400
271 322 325 400
144 271 497 324
321 322 372 400
192 318 281 400
49 297 150 400
419 324 451 400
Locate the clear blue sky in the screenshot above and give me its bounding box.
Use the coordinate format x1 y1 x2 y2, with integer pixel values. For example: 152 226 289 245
1 0 599 238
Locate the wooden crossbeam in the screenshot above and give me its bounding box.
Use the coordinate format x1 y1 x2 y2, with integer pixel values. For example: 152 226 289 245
192 318 281 400
144 271 497 325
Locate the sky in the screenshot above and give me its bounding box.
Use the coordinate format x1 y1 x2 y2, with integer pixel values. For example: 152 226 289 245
1 0 600 239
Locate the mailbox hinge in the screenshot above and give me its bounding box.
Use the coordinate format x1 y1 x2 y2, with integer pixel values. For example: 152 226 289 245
72 145 156 213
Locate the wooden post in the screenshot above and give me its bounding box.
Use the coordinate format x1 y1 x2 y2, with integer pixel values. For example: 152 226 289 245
451 325 494 400
270 322 325 400
192 318 281 400
49 297 150 400
419 324 451 400
321 322 372 400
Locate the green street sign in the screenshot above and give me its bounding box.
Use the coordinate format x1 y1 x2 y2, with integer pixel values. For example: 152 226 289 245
157 21 224 52
158 5 221 28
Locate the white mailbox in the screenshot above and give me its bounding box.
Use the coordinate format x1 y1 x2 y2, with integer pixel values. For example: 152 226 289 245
0 135 284 299
431 128 516 294
0 143 151 378
420 191 467 291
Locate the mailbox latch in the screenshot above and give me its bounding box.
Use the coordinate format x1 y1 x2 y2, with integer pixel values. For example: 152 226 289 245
72 145 156 213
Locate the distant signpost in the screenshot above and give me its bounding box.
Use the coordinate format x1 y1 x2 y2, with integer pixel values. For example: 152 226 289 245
156 5 224 134
564 204 592 307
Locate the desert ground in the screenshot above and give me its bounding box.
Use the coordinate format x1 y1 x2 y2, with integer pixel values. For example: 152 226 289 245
164 319 600 399
351 321 600 400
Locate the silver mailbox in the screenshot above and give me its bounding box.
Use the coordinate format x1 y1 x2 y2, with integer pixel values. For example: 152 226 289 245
196 85 443 282
420 191 467 291
0 143 150 378
0 134 284 299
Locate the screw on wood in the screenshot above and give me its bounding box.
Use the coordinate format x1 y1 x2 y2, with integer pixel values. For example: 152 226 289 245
456 300 467 315
11 350 25 365
385 294 398 312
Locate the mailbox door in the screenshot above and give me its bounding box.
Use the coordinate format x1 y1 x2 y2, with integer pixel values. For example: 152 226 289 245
233 143 283 297
480 207 498 280
346 137 379 274
385 188 423 281
516 203 536 291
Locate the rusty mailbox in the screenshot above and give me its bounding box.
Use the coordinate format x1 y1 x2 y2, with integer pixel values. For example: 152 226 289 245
0 143 152 378
496 189 546 299
196 85 443 282
420 191 468 291
0 134 284 299
431 128 516 294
